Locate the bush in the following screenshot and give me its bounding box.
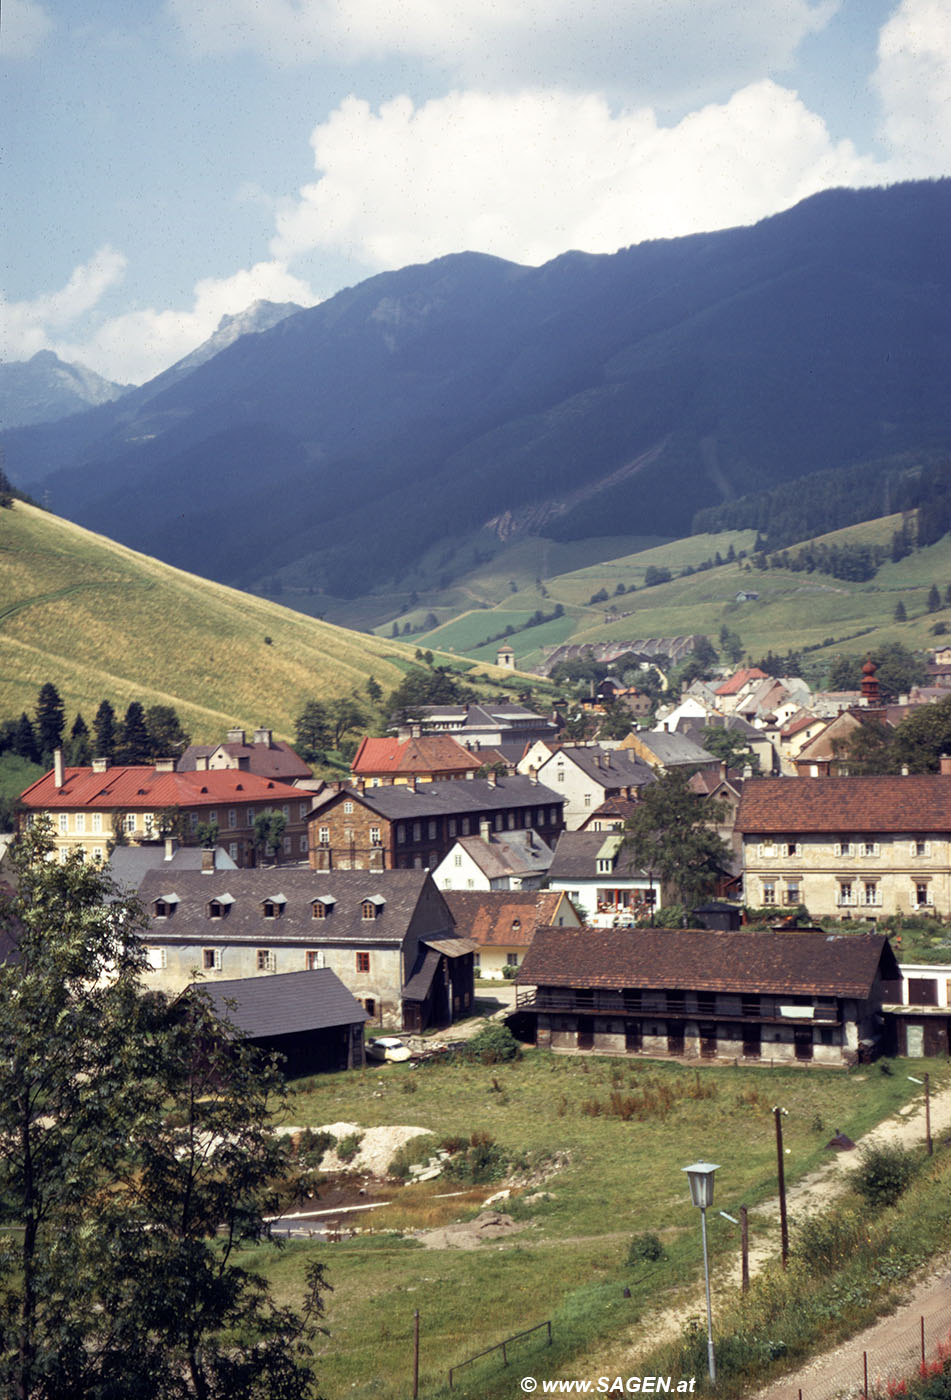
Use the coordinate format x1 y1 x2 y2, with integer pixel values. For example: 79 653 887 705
443 1130 509 1184
464 1023 522 1064
852 1143 920 1209
650 904 688 928
296 1128 335 1167
627 1231 665 1266
335 1132 364 1164
387 1134 439 1179
797 1207 867 1275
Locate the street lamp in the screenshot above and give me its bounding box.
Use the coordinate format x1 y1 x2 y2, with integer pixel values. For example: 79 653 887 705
683 1162 719 1384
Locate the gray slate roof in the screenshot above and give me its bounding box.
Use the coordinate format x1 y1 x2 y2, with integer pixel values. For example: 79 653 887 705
636 731 717 766
454 830 553 879
544 746 655 788
137 867 451 946
547 830 650 881
310 774 561 820
190 967 368 1037
109 844 237 891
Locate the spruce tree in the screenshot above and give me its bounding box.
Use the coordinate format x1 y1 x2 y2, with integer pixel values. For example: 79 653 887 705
14 713 40 764
928 583 941 612
894 601 907 622
119 701 150 763
93 699 117 759
34 682 65 762
68 712 92 766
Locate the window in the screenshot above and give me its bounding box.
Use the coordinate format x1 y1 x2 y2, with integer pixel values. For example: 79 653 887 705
448 818 457 837
460 817 469 836
92 813 102 834
283 836 291 854
207 810 217 825
356 951 370 973
913 839 928 857
318 826 330 846
228 842 238 860
785 842 799 857
300 801 309 819
428 819 437 839
761 880 776 905
862 881 879 906
75 813 85 834
361 899 380 920
202 948 221 970
92 847 104 862
305 950 324 970
145 947 167 970
396 823 406 844
281 805 290 820
838 881 854 907
208 897 233 919
557 769 565 782
187 812 198 831
153 899 171 919
784 883 800 906
759 839 777 858
262 900 283 919
584 793 592 807
597 857 613 873
413 821 421 842
228 808 237 828
299 835 308 853
473 951 481 970
343 800 354 814
862 841 878 857
506 953 519 966
312 900 327 919
835 839 852 857
915 882 932 908
257 949 275 971
454 853 462 866
370 826 381 846
58 813 68 833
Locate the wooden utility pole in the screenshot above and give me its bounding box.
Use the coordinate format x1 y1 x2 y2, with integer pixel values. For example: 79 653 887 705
740 1205 749 1293
413 1309 420 1400
774 1106 789 1268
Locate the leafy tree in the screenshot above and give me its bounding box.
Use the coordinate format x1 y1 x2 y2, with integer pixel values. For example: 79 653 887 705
144 704 190 759
327 697 366 749
253 809 287 863
700 725 760 773
0 822 327 1399
387 667 475 720
643 566 672 588
195 819 219 849
119 701 150 763
622 770 729 909
826 654 862 691
295 699 330 761
66 712 91 766
93 699 117 760
34 683 65 762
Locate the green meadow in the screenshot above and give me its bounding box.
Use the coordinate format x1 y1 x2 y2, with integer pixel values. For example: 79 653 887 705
252 1049 947 1400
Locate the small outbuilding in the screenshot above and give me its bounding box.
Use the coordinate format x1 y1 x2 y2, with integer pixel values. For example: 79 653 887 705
189 967 368 1076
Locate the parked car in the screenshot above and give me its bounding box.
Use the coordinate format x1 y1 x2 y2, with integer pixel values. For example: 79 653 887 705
366 1036 412 1063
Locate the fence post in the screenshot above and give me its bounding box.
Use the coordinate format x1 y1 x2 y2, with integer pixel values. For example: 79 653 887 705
864 1350 868 1399
922 1315 926 1365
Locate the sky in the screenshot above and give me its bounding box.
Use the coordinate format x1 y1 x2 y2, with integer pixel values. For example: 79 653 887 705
2 0 950 386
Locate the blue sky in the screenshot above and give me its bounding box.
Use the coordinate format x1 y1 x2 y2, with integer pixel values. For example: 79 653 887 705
2 0 949 385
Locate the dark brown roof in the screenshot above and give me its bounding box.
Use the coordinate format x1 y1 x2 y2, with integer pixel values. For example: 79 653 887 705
736 775 951 835
515 927 897 998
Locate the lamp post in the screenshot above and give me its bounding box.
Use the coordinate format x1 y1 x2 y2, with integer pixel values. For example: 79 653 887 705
683 1161 719 1384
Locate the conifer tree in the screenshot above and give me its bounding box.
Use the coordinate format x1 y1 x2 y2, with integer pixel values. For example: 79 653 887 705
93 699 117 759
119 701 150 763
34 682 64 762
67 712 91 766
927 583 941 612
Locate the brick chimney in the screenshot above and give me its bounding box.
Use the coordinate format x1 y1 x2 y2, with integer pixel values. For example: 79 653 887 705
940 754 951 775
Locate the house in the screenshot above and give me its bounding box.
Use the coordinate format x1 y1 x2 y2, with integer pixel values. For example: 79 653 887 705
178 728 312 785
443 889 582 979
391 700 558 763
307 774 564 872
687 768 745 859
132 866 474 1031
19 752 312 866
737 772 951 918
350 733 483 786
189 968 368 1075
432 829 553 892
108 838 237 887
547 829 659 924
523 745 654 830
622 729 719 777
882 962 951 1057
578 795 640 832
514 927 901 1066
790 711 868 777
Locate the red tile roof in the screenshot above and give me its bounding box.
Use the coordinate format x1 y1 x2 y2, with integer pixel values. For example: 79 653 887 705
351 734 481 778
714 667 768 697
443 890 572 947
736 775 951 835
20 765 305 811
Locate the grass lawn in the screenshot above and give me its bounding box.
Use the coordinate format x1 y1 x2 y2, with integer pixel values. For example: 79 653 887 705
249 1049 946 1400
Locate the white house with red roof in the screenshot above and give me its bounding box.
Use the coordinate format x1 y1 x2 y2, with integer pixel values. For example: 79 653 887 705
350 733 482 786
19 752 313 866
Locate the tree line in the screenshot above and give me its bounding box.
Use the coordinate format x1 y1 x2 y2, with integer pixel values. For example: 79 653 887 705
1 682 190 769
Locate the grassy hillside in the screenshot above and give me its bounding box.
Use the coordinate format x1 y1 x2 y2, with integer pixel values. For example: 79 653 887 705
412 517 951 671
0 503 517 743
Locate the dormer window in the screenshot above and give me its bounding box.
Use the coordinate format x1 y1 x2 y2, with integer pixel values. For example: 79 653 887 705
208 893 235 920
152 893 179 920
311 895 336 919
262 895 286 919
361 897 384 920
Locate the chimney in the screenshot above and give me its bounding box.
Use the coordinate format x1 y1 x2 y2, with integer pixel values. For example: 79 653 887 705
227 728 246 745
165 836 178 861
196 755 209 771
154 757 175 772
201 848 215 874
92 756 111 774
487 770 497 788
901 764 910 776
54 748 64 788
480 818 491 842
253 727 272 747
529 766 538 785
941 755 951 776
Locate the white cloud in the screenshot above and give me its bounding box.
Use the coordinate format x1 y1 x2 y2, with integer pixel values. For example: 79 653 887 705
2 257 315 385
1 247 127 359
166 0 837 103
270 82 884 274
873 0 951 173
1 0 53 58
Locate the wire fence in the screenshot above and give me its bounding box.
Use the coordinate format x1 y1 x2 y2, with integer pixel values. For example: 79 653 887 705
772 1301 951 1400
